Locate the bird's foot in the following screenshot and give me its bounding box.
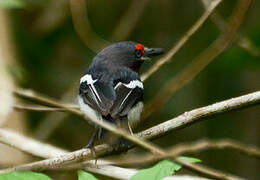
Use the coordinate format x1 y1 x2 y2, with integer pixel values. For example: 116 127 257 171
84 144 97 164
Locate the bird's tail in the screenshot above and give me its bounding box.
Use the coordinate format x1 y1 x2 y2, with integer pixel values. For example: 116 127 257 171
100 115 133 150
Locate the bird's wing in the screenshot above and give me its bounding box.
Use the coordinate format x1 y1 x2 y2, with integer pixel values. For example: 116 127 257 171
79 74 116 116
110 72 143 119
79 70 143 118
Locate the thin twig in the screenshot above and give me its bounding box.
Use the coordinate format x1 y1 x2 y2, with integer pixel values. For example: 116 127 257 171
10 89 260 179
14 88 260 143
31 0 69 35
112 139 260 165
0 128 210 180
200 0 260 57
33 85 78 140
13 104 79 112
143 0 253 119
13 88 165 155
70 0 109 52
111 0 150 41
141 0 223 81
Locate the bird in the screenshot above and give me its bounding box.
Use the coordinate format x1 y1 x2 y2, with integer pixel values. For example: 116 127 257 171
78 41 164 149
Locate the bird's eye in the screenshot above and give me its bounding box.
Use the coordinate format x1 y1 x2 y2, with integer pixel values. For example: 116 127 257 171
135 50 142 58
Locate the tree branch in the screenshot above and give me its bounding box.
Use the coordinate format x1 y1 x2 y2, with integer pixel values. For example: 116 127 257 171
10 89 260 179
13 104 78 112
141 0 223 81
13 88 166 156
138 90 260 140
111 0 150 41
200 0 260 57
143 0 253 119
113 139 260 165
70 0 109 52
0 128 210 180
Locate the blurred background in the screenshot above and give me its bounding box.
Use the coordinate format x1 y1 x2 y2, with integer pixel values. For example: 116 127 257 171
0 0 259 179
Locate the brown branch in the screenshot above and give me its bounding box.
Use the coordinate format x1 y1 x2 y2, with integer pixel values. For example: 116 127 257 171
13 88 165 156
0 132 243 180
0 129 67 157
0 129 211 180
143 0 253 119
31 0 69 35
0 9 15 126
70 0 109 52
139 90 260 140
33 85 78 140
14 88 260 143
201 0 260 57
141 0 223 81
111 0 150 41
13 104 79 112
112 139 260 166
9 89 260 179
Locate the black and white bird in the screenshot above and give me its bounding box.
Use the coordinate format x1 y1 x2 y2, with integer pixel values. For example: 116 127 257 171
78 41 163 148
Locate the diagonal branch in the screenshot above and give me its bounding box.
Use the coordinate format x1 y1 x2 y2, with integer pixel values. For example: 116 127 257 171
13 104 78 112
13 88 165 155
143 0 253 119
141 0 223 81
200 0 260 57
9 88 260 179
113 139 260 165
70 0 109 52
139 90 260 140
111 0 150 41
0 128 210 180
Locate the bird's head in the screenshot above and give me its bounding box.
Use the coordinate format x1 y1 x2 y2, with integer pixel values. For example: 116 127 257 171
94 41 164 73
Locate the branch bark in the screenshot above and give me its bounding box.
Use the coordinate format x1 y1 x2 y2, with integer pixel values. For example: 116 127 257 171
10 89 260 179
0 129 210 180
139 90 260 140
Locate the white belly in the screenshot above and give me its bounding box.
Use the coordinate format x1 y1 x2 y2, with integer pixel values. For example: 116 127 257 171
78 95 102 125
127 101 144 128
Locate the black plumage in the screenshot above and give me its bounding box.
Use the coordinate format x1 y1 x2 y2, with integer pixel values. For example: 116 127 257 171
78 41 163 148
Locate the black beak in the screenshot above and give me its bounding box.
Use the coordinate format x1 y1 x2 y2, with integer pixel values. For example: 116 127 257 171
145 48 164 58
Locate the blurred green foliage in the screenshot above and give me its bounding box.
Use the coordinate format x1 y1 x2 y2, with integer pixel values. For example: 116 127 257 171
3 0 260 179
0 171 52 180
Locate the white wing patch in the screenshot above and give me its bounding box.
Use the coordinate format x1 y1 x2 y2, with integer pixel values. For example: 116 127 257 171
114 80 143 90
80 74 97 84
119 90 133 109
114 80 143 110
80 74 102 103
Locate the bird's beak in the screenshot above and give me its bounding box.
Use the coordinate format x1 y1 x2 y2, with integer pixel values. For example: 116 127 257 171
142 48 164 60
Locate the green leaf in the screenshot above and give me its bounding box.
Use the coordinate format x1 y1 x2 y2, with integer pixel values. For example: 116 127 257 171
78 170 98 180
0 0 26 9
0 171 52 180
179 156 202 163
130 160 181 180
